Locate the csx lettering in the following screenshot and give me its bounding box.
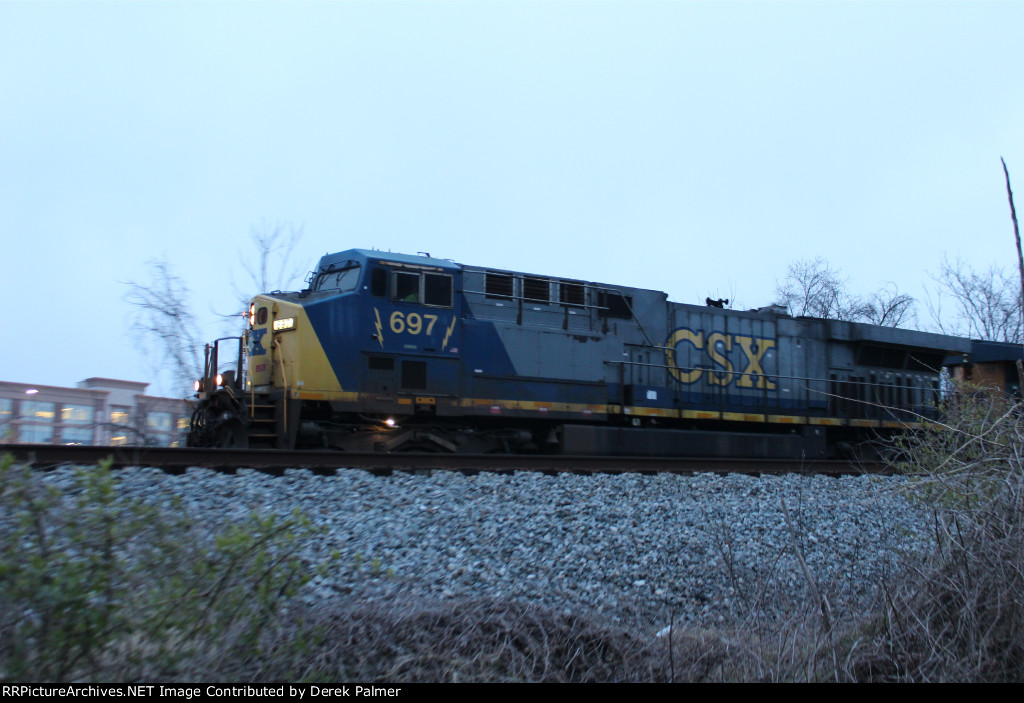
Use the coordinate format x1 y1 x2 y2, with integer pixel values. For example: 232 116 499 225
389 311 439 336
665 327 776 389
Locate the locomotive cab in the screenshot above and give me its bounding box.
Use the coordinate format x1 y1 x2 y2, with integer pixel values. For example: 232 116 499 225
189 249 466 449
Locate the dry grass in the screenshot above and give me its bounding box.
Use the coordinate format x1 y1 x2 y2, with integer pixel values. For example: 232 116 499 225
844 392 1024 682
256 597 673 683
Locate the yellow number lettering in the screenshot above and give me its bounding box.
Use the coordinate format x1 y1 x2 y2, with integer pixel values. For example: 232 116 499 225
424 314 438 335
407 312 422 335
389 311 405 334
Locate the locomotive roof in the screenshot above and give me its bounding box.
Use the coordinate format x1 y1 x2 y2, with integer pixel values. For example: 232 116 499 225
319 249 460 271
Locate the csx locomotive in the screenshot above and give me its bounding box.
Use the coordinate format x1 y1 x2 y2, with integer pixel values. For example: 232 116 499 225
188 248 971 457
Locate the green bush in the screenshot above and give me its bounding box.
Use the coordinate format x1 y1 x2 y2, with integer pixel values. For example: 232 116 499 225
0 455 318 682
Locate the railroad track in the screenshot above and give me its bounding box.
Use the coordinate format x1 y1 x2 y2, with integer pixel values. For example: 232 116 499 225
1 443 884 475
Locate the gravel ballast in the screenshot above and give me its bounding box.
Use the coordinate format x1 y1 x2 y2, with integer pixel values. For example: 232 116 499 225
43 466 933 630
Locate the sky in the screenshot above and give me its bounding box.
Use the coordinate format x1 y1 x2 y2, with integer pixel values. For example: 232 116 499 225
2 1 1022 397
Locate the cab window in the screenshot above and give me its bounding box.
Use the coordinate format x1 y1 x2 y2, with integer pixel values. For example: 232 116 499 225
424 273 452 307
393 272 420 302
315 262 362 293
391 270 453 307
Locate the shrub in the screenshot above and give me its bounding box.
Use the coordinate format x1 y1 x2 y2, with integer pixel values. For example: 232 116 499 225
853 389 1024 681
0 455 317 682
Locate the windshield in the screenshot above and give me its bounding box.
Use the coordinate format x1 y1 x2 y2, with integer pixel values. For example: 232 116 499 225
314 262 362 293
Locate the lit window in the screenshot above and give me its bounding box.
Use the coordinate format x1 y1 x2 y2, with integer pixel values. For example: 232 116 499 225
0 399 11 439
146 412 172 432
20 401 55 420
62 404 94 424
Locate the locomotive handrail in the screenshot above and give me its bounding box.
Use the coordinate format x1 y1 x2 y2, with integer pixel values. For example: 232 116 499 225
605 358 940 420
201 336 245 387
461 287 603 311
595 286 658 349
604 358 940 391
461 282 659 348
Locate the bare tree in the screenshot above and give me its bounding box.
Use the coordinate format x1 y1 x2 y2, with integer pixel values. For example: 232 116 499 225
775 258 870 321
927 255 1022 343
234 220 306 304
863 281 917 328
125 223 309 395
123 257 204 397
776 258 916 327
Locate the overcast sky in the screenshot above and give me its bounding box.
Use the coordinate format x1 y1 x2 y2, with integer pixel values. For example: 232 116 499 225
2 1 1022 396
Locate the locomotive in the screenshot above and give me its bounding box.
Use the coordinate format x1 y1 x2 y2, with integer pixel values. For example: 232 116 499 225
188 248 971 457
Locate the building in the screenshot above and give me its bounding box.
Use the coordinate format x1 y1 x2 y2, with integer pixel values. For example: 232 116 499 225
0 378 192 446
948 341 1023 398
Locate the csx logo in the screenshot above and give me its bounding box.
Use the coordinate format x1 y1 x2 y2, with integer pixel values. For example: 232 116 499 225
664 328 776 389
249 328 267 357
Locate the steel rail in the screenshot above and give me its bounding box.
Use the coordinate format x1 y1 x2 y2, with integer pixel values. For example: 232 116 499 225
1 443 885 476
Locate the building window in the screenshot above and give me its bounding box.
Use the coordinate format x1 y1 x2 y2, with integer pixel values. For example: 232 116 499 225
62 427 93 445
0 398 12 441
19 424 53 443
110 406 130 425
147 412 173 432
20 401 55 421
62 404 94 424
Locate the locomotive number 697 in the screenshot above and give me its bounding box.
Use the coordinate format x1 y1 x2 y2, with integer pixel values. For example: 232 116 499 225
188 248 969 457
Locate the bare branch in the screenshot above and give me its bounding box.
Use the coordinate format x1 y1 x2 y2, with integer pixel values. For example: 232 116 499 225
122 257 203 396
775 258 865 322
864 281 917 328
928 255 1022 343
235 220 306 306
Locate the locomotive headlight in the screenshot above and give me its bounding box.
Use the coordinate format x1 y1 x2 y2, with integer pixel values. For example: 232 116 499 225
194 380 202 392
273 317 296 331
248 303 256 327
215 373 224 386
